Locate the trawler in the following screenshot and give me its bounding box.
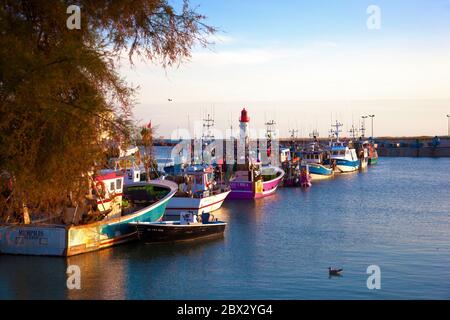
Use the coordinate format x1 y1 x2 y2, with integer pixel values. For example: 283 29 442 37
300 135 333 180
323 121 359 173
163 165 231 219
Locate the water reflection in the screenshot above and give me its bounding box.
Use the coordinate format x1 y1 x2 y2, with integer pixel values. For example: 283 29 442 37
0 255 67 300
1 158 450 299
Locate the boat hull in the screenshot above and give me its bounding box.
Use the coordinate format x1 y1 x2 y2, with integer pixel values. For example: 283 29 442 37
368 157 378 165
134 222 226 243
324 159 359 173
336 163 359 173
229 169 284 200
305 164 333 180
0 180 177 256
164 190 231 218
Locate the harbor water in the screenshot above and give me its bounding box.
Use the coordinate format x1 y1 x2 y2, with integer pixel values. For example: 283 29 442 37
0 157 449 299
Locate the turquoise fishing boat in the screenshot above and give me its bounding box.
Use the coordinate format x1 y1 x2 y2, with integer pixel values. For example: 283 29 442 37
0 172 177 256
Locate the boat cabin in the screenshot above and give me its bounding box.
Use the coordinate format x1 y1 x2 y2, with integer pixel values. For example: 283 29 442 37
179 211 198 224
181 165 215 196
329 144 358 162
280 148 292 163
301 151 324 165
94 170 124 216
121 167 141 184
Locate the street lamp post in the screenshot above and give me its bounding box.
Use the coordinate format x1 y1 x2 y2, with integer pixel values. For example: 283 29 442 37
369 115 375 139
361 116 368 138
447 115 450 136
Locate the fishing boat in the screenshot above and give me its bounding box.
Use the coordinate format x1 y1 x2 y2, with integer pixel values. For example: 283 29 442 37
357 118 378 165
131 211 226 243
0 171 177 256
299 166 312 187
228 108 285 199
323 121 359 173
367 141 379 165
163 165 231 219
282 156 301 187
325 141 359 173
354 139 370 170
115 149 230 219
229 163 284 199
300 142 333 180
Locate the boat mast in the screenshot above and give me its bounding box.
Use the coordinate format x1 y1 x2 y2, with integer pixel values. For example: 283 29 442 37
330 120 343 142
289 128 298 145
265 119 276 162
202 113 215 164
309 129 319 139
202 113 215 142
349 124 358 140
265 120 277 140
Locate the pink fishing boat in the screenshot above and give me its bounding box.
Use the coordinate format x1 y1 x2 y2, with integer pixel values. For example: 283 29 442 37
228 108 285 199
229 164 284 199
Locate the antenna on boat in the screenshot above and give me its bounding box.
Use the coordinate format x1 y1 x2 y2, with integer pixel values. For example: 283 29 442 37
229 112 233 139
290 128 299 144
309 129 319 138
265 119 277 140
202 113 215 142
331 120 343 142
349 124 358 140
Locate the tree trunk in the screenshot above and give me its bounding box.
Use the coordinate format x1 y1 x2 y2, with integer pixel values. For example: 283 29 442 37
23 203 31 224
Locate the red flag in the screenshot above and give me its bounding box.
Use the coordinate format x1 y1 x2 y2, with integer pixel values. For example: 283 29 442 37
146 120 152 129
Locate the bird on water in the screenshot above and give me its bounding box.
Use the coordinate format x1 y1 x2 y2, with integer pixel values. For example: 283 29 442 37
328 267 343 276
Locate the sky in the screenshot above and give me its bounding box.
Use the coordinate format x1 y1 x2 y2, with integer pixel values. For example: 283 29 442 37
121 0 450 138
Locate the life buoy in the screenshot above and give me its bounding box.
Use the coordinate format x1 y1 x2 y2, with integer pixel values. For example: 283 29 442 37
94 180 106 197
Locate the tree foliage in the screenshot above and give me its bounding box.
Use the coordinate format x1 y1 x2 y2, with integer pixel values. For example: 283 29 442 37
0 0 214 222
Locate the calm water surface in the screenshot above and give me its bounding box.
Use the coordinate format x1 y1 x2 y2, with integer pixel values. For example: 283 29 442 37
1 158 449 299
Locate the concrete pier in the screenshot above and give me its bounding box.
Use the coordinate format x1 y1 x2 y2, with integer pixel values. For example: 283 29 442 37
155 136 450 158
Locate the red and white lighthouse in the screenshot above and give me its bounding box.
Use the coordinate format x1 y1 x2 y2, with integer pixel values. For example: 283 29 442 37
239 108 250 141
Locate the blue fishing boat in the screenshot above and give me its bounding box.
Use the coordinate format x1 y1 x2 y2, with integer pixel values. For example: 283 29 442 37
300 142 333 180
323 121 359 173
324 142 359 173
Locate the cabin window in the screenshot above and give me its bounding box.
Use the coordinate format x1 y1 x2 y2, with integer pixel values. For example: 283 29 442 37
195 175 203 185
116 179 122 190
110 182 115 191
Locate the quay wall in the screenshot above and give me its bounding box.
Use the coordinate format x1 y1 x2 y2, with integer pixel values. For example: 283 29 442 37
374 136 450 157
154 136 450 158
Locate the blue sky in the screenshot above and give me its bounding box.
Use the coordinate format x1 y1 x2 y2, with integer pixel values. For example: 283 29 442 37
193 0 450 43
124 0 450 137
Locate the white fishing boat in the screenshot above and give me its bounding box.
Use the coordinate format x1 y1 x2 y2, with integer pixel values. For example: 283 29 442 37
325 142 359 173
163 165 231 219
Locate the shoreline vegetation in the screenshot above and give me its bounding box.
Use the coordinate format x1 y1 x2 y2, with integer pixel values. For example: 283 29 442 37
0 1 215 224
